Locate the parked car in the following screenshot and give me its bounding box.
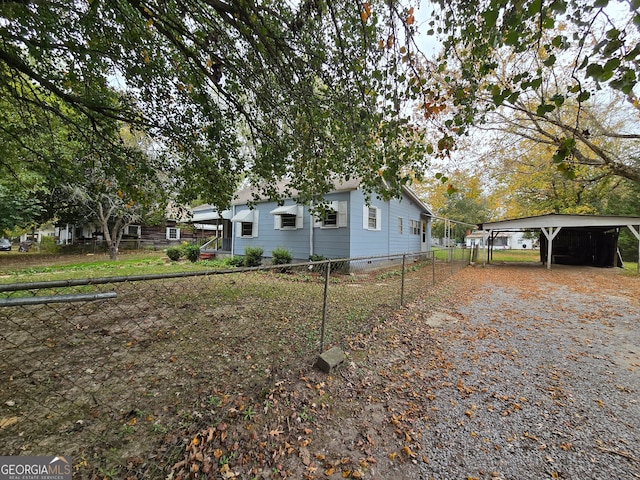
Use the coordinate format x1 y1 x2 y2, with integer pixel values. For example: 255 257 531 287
0 238 11 251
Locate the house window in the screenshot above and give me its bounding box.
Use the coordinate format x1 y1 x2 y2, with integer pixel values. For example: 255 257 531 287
410 220 420 235
398 217 403 235
368 207 377 229
271 205 303 230
166 227 180 240
323 212 337 227
241 222 254 237
232 209 259 238
362 205 381 231
126 225 140 236
315 201 347 228
281 214 297 228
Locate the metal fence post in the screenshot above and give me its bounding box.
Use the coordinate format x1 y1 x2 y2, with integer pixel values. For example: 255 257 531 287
432 251 436 286
320 259 331 353
450 248 454 276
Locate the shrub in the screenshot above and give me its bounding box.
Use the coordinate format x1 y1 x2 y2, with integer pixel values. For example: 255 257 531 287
166 246 182 261
272 247 292 265
228 256 245 267
244 246 264 267
309 254 325 262
39 236 61 254
183 244 200 262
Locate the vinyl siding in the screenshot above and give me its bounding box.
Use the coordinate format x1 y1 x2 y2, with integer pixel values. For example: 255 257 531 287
233 202 311 260
348 189 388 256
231 188 430 260
312 192 351 259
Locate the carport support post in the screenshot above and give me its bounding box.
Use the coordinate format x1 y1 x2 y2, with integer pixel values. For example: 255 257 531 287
541 226 562 270
484 230 491 266
628 225 640 273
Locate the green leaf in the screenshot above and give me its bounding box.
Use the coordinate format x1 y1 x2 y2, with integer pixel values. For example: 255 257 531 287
482 8 499 29
550 94 565 106
577 90 591 102
586 63 604 80
528 0 542 15
536 103 555 115
551 35 564 48
543 55 557 67
603 39 623 56
606 28 620 40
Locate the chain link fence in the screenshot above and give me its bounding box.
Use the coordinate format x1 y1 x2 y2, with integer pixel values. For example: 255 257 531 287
0 248 470 477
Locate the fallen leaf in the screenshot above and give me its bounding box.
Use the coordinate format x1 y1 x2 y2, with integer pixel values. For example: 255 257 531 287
0 417 19 429
401 446 417 458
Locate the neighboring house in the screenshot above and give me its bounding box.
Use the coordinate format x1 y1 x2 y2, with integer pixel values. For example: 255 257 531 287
54 218 215 249
465 230 537 249
19 223 56 244
196 179 433 261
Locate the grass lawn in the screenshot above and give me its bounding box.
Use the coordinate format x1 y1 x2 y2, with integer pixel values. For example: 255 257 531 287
486 248 639 274
0 250 231 283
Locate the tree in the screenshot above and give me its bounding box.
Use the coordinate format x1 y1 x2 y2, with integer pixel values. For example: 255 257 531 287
0 184 43 236
414 169 493 241
61 127 172 260
427 0 640 175
485 131 620 218
0 1 433 210
467 48 640 187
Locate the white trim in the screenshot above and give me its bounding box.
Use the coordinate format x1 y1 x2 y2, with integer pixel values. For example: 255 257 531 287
363 205 381 231
166 227 181 240
271 205 303 230
231 209 254 223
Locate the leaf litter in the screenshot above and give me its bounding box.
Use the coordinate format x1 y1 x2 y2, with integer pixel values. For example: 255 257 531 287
168 264 640 479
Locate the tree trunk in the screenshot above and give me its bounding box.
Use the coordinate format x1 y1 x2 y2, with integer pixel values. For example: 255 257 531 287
109 242 118 260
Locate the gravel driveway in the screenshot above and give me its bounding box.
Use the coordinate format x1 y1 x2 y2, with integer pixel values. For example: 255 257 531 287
411 264 640 479
159 262 640 480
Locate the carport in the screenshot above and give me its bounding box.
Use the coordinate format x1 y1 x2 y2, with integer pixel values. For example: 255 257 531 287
478 214 640 272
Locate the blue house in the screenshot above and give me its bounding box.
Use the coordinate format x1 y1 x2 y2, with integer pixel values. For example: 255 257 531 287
194 179 433 261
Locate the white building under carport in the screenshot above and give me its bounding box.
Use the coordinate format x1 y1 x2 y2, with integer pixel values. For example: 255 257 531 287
465 230 537 250
477 213 640 271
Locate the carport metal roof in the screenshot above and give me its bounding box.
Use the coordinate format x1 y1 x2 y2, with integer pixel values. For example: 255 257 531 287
477 213 640 271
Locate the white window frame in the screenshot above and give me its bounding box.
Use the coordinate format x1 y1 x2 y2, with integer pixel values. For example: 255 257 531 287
273 205 304 230
234 209 259 238
314 201 348 229
166 227 181 240
362 205 381 231
126 225 141 237
398 217 404 235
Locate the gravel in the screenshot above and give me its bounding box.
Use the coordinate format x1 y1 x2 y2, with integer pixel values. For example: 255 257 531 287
414 265 640 480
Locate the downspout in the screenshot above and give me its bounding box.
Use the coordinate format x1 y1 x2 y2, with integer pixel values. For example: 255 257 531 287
309 200 314 258
231 205 236 257
387 201 391 255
